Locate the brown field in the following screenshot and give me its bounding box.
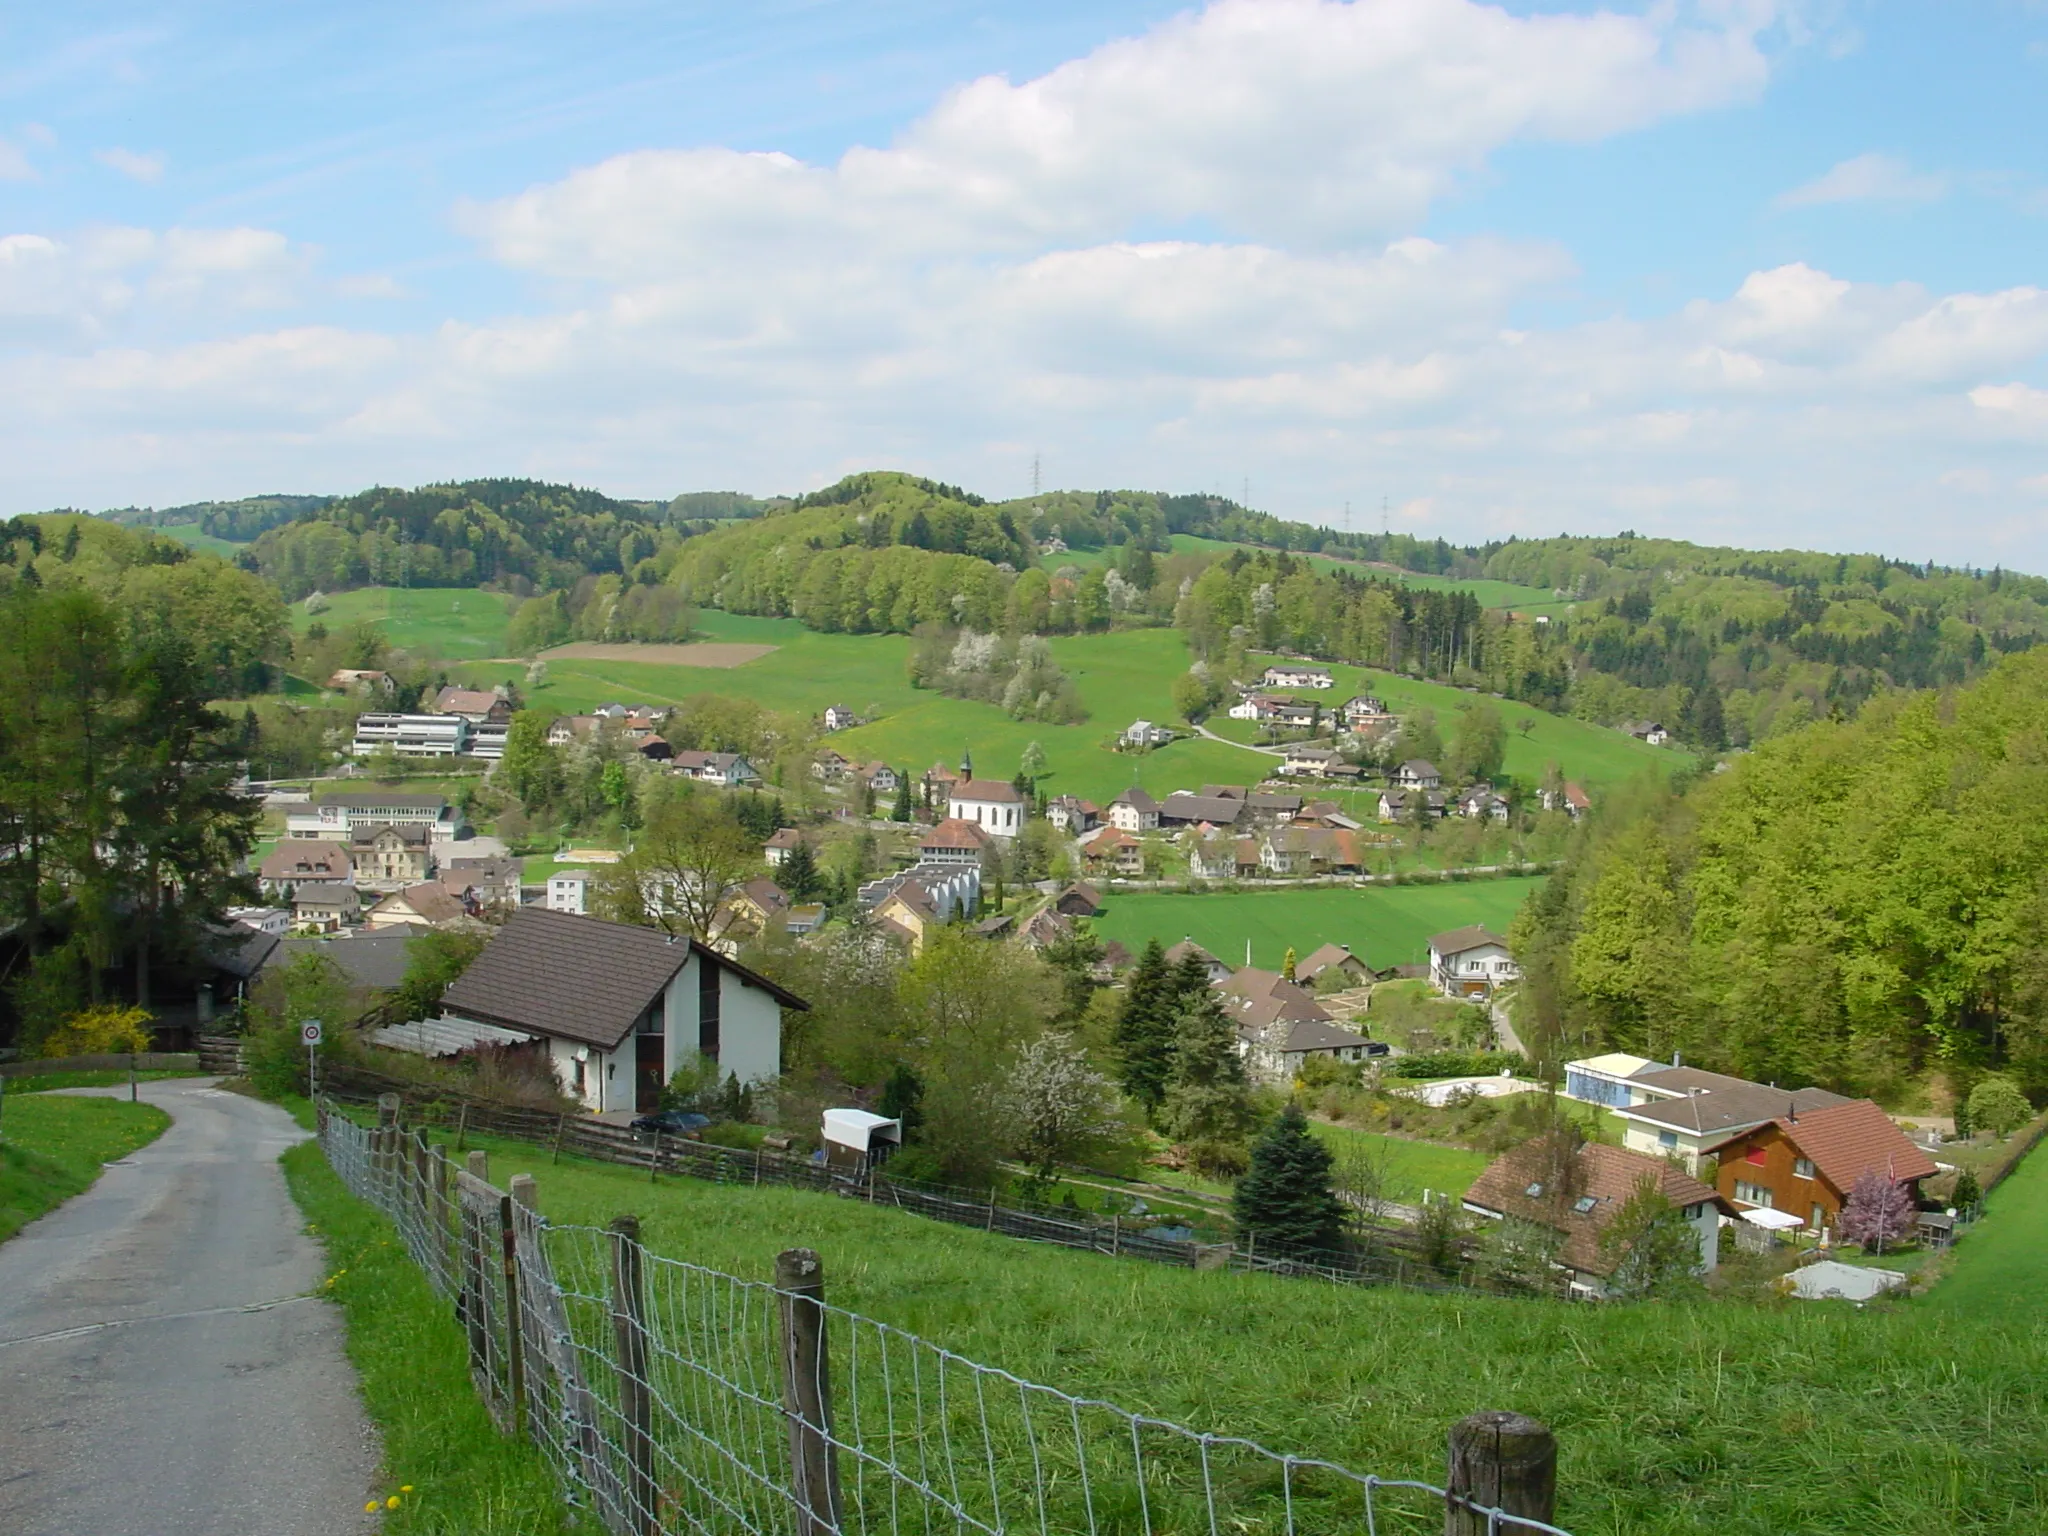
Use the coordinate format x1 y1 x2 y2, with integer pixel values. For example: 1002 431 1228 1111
539 641 778 668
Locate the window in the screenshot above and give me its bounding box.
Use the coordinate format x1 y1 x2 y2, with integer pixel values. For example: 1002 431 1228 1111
1524 1182 1545 1198
1734 1180 1774 1208
1572 1195 1598 1214
1745 1147 1767 1165
1811 1203 1827 1230
1793 1157 1816 1180
1658 1131 1678 1149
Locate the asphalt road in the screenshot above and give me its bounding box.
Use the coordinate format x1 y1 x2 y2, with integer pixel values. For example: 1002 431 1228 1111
0 1081 380 1536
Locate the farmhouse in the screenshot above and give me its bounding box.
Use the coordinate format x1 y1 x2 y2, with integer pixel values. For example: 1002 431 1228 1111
1053 883 1103 917
1079 826 1145 875
823 704 857 731
1262 664 1334 689
439 908 808 1115
1185 833 1243 881
1216 967 1373 1082
1394 759 1442 790
1123 720 1174 748
1707 1099 1938 1233
1227 693 1280 722
431 685 511 723
1626 721 1671 746
1462 1141 1733 1299
764 827 803 865
674 751 760 787
1259 826 1360 875
1541 781 1592 819
1294 943 1372 987
1281 746 1343 778
858 762 900 794
948 778 1025 838
1156 791 1245 830
1106 787 1160 833
1428 926 1518 998
258 840 353 895
1045 796 1099 834
1377 789 1447 823
918 817 994 866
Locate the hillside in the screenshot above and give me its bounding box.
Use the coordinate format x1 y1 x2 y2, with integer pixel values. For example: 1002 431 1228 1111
421 1122 2048 1536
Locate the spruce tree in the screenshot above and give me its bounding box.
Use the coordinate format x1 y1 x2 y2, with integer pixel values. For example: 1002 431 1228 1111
1113 939 1176 1112
781 840 821 901
1233 1100 1346 1258
1166 947 1213 1007
1161 989 1254 1151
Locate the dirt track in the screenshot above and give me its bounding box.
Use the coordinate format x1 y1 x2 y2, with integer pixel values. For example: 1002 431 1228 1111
540 641 777 668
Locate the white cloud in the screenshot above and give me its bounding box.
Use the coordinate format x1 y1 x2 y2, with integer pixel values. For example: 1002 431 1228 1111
95 146 166 183
1777 152 1947 208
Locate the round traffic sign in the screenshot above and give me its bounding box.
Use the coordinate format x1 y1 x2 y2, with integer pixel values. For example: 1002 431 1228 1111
300 1020 324 1045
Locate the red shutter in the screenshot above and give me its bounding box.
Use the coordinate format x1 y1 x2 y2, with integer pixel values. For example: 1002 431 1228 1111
1745 1147 1767 1166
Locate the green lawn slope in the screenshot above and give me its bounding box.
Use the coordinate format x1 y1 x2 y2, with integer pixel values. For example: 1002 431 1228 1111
290 585 518 659
0 1094 171 1243
1091 878 1541 970
410 1125 2048 1536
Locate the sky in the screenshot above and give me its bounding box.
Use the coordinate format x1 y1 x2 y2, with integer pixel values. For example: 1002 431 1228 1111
3 1 2047 568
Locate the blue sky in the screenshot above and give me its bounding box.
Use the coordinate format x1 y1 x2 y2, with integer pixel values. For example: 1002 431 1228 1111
4 1 2047 567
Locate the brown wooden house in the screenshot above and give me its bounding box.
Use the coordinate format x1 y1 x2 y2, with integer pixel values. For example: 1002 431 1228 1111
1704 1099 1937 1233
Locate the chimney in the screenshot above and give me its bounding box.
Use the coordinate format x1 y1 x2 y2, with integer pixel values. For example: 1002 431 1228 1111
1671 1050 1682 1068
1787 1099 1797 1125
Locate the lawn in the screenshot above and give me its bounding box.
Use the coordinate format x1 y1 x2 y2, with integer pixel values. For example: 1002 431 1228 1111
1090 878 1540 971
361 1121 2048 1535
290 585 519 660
156 521 247 558
0 1094 171 1243
1926 1130 2048 1321
1307 1122 1492 1202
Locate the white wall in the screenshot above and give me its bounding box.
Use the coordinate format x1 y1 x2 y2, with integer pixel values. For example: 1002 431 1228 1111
546 1034 634 1114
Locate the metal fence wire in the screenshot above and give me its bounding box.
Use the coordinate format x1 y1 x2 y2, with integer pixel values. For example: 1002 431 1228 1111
318 1101 1573 1536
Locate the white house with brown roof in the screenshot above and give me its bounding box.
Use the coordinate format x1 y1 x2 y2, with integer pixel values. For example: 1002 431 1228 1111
259 840 354 895
1106 787 1159 833
1262 664 1334 689
674 751 760 787
367 881 478 930
431 685 511 723
918 817 993 866
764 828 804 866
1215 967 1373 1081
947 778 1024 838
1428 926 1518 998
439 908 809 1113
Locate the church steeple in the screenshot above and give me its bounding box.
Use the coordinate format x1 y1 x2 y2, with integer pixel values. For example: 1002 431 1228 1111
959 746 974 780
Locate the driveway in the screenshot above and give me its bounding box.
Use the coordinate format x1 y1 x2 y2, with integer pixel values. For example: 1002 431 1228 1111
0 1081 379 1536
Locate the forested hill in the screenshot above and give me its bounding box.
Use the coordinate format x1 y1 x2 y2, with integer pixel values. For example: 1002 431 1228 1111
242 479 682 600
100 493 334 541
1510 646 2048 1105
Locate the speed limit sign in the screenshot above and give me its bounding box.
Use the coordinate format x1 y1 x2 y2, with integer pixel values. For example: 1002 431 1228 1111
300 1020 324 1046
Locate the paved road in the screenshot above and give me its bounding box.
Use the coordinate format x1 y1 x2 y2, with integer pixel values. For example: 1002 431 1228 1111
0 1082 380 1536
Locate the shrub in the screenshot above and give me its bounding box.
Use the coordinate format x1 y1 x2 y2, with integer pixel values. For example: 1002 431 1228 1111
1967 1075 2033 1138
37 1004 154 1059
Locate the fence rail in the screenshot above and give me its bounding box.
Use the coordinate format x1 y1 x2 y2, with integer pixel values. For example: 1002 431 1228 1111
319 1074 1502 1302
318 1097 1573 1536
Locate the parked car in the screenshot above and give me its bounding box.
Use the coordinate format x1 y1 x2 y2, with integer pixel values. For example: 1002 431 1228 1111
1362 1041 1392 1057
630 1108 711 1138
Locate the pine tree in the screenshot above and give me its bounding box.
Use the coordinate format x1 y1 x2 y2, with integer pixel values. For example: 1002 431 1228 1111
891 769 913 822
1166 947 1213 1007
1113 939 1176 1112
1161 989 1254 1152
780 840 821 901
1232 1100 1346 1258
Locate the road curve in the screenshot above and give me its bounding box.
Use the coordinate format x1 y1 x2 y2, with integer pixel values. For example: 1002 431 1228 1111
0 1081 380 1536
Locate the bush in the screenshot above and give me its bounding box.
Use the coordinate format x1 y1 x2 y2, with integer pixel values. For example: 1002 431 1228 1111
1384 1050 1528 1080
37 1004 154 1059
1967 1075 2033 1138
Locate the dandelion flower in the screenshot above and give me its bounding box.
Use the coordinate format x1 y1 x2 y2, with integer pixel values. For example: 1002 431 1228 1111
365 1500 379 1513
400 1485 414 1493
387 1494 401 1509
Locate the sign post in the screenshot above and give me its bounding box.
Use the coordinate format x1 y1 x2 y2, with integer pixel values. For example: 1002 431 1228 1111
300 1019 324 1101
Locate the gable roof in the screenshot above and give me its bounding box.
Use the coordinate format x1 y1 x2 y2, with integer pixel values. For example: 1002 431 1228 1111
1399 759 1440 776
433 685 501 715
1710 1099 1938 1190
1295 942 1366 980
1158 792 1245 825
1270 1014 1374 1054
1054 882 1103 913
1464 1141 1729 1277
1618 1082 1850 1137
1163 938 1226 972
765 827 803 851
1429 925 1508 957
442 907 806 1049
260 841 352 881
953 777 1023 803
1111 787 1159 812
920 817 992 850
1218 967 1333 1033
275 932 420 991
373 882 468 925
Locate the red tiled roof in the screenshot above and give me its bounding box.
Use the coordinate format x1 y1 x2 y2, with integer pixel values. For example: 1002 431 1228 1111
921 817 991 850
1728 1100 1938 1192
953 778 1023 803
1465 1141 1728 1277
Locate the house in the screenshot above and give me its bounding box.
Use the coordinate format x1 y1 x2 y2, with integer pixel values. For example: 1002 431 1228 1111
858 762 900 795
1281 746 1343 778
1562 1052 1695 1108
1123 719 1174 749
546 869 592 915
1186 833 1240 882
1610 1075 1853 1173
1163 938 1234 985
1542 782 1592 819
1021 908 1073 950
674 751 760 787
258 840 353 895
1261 664 1334 690
367 881 478 930
973 913 1016 940
226 906 291 937
1705 1099 1938 1234
764 828 803 866
1052 883 1103 918
783 903 826 938
823 704 857 732
351 712 469 757
441 855 522 910
1394 759 1442 790
948 778 1025 838
1106 787 1160 833
1079 826 1145 876
1228 693 1279 722
328 668 394 694
291 883 361 932
350 824 435 891
431 685 511 723
1245 790 1304 821
1294 943 1372 987
1377 789 1447 823
1045 796 1099 834
635 736 673 763
1093 940 1134 980
1626 721 1671 746
811 749 851 782
285 793 463 845
918 818 993 866
1455 787 1510 821
548 715 598 746
1259 826 1360 875
922 761 961 796
1216 967 1372 1082
1428 926 1518 998
1461 1141 1733 1299
715 877 792 948
1340 695 1390 729
439 908 808 1114
1156 791 1245 830
861 868 979 953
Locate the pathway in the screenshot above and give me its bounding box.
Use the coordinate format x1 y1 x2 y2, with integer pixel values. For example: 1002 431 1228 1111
0 1082 379 1536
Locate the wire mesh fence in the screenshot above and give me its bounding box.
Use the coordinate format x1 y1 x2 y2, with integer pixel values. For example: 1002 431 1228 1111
318 1098 1574 1536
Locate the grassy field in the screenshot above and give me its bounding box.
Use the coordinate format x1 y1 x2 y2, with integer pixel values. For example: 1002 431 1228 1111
0 1094 171 1243
1307 1122 1492 1201
1089 878 1539 970
371 1120 2048 1535
156 521 247 558
1926 1131 2048 1320
290 585 519 660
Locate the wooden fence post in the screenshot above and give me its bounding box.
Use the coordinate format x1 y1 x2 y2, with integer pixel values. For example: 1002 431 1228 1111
376 1094 401 1207
775 1248 842 1536
609 1216 658 1536
455 1102 469 1152
1445 1411 1556 1536
498 1190 527 1441
552 1113 567 1165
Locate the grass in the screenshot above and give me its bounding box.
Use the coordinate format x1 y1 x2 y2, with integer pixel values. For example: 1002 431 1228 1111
1926 1128 2048 1320
375 1122 2048 1535
156 521 246 557
1307 1122 1492 1201
3 1069 201 1094
291 585 520 660
280 1140 583 1534
0 1094 171 1243
1089 878 1539 971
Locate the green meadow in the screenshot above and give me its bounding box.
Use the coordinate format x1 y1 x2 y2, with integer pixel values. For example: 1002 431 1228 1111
155 521 247 558
290 584 519 659
1089 879 1539 971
